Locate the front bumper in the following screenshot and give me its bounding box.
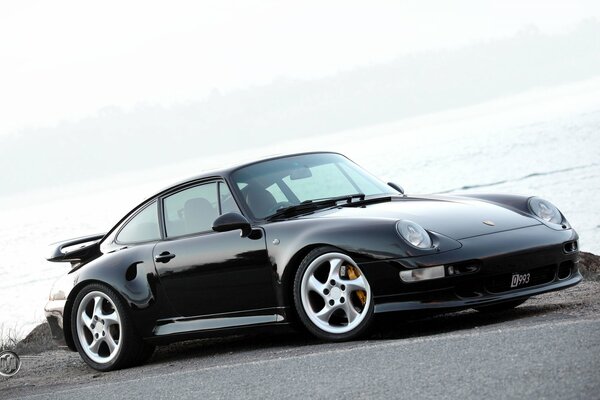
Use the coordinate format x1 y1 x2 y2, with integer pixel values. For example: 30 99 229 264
373 271 581 313
360 224 581 313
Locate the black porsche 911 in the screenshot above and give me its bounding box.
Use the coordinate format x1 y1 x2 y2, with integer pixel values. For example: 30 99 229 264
45 152 581 371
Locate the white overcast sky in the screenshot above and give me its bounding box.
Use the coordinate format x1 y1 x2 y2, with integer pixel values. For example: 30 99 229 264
1 0 599 136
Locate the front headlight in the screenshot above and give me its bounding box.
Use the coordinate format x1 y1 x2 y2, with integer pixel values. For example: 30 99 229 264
528 197 563 225
396 220 433 249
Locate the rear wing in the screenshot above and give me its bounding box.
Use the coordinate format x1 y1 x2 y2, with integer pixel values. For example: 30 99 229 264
46 233 105 264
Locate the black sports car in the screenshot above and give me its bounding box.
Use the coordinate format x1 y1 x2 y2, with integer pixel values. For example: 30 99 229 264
45 152 581 371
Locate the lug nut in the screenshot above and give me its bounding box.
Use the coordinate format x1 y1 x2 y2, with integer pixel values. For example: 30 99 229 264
340 284 346 291
329 300 335 306
340 297 345 303
323 288 330 295
330 279 336 285
95 333 99 339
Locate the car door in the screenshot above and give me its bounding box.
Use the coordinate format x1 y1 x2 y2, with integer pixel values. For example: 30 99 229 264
153 180 276 317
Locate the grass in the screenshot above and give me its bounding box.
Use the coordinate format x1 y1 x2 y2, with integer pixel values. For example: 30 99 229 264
0 324 23 351
1 322 56 355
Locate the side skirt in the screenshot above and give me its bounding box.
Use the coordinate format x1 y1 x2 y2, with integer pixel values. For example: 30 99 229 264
146 307 289 343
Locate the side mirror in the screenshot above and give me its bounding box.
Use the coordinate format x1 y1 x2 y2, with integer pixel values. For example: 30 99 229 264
387 182 405 195
212 212 252 238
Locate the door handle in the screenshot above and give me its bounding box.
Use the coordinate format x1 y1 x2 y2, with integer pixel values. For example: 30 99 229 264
155 251 176 263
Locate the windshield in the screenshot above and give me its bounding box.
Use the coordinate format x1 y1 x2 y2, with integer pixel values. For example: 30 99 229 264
230 153 397 219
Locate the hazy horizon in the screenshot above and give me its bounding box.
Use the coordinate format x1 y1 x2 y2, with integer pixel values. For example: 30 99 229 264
2 1 600 134
2 18 599 196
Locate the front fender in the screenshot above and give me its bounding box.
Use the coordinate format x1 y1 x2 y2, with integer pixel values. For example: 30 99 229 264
265 218 461 276
459 193 573 230
265 218 396 273
262 217 460 309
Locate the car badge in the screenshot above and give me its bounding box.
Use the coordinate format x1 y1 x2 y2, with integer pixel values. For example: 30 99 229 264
483 220 495 226
0 351 21 377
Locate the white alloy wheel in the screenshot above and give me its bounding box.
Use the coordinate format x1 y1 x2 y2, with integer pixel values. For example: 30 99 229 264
76 291 122 364
299 252 372 335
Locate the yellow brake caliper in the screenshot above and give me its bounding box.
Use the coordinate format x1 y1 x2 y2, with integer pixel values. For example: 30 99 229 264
346 265 367 306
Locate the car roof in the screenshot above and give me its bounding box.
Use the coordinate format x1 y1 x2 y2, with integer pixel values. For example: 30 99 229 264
149 150 346 199
100 151 349 245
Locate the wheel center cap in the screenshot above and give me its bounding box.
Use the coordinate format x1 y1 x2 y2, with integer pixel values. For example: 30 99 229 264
95 321 104 333
330 286 342 300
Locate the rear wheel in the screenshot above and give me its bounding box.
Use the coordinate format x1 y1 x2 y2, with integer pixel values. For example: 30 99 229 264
293 247 374 341
71 283 154 371
474 297 529 313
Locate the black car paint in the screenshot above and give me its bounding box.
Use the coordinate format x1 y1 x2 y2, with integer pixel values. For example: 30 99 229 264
153 229 276 317
46 152 581 350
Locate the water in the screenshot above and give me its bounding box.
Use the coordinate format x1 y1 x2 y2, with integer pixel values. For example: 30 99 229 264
1 77 599 340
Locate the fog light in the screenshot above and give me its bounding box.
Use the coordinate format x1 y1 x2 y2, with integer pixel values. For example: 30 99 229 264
400 265 445 282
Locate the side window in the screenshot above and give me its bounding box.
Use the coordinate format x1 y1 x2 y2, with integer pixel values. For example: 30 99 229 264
164 182 219 237
219 182 241 214
117 202 160 243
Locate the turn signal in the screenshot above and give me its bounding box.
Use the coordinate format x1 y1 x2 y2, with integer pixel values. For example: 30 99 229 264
399 265 445 282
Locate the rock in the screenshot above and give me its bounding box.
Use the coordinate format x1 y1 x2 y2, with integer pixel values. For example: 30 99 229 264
15 322 56 355
579 251 600 281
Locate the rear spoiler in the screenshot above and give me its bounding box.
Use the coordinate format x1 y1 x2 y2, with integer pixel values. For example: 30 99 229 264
46 233 106 264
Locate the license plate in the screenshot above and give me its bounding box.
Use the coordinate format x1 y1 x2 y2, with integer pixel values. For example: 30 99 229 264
510 272 531 288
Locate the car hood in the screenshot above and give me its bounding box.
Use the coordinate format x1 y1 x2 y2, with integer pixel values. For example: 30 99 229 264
299 195 540 240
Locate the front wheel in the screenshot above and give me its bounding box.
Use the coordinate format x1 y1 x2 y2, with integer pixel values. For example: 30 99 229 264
293 247 374 341
71 283 154 371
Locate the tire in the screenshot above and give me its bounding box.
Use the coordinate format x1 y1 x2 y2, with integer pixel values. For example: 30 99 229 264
71 283 153 371
293 247 374 341
474 297 529 313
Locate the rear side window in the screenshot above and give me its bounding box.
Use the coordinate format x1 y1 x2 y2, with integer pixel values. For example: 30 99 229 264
117 202 160 243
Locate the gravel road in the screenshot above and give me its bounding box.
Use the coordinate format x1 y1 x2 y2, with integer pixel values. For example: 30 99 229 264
2 281 599 399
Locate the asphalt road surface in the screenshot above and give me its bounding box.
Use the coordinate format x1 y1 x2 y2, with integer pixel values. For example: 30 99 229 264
2 282 599 399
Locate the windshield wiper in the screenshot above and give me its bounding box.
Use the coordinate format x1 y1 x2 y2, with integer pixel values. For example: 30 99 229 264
265 193 365 221
340 195 394 207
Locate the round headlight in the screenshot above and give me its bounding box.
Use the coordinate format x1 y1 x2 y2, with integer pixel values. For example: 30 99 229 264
397 220 433 249
528 197 562 224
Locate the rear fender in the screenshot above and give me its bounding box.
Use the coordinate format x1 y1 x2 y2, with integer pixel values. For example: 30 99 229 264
63 243 177 339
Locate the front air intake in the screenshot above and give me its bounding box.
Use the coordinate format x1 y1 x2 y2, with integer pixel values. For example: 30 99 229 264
558 261 573 280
